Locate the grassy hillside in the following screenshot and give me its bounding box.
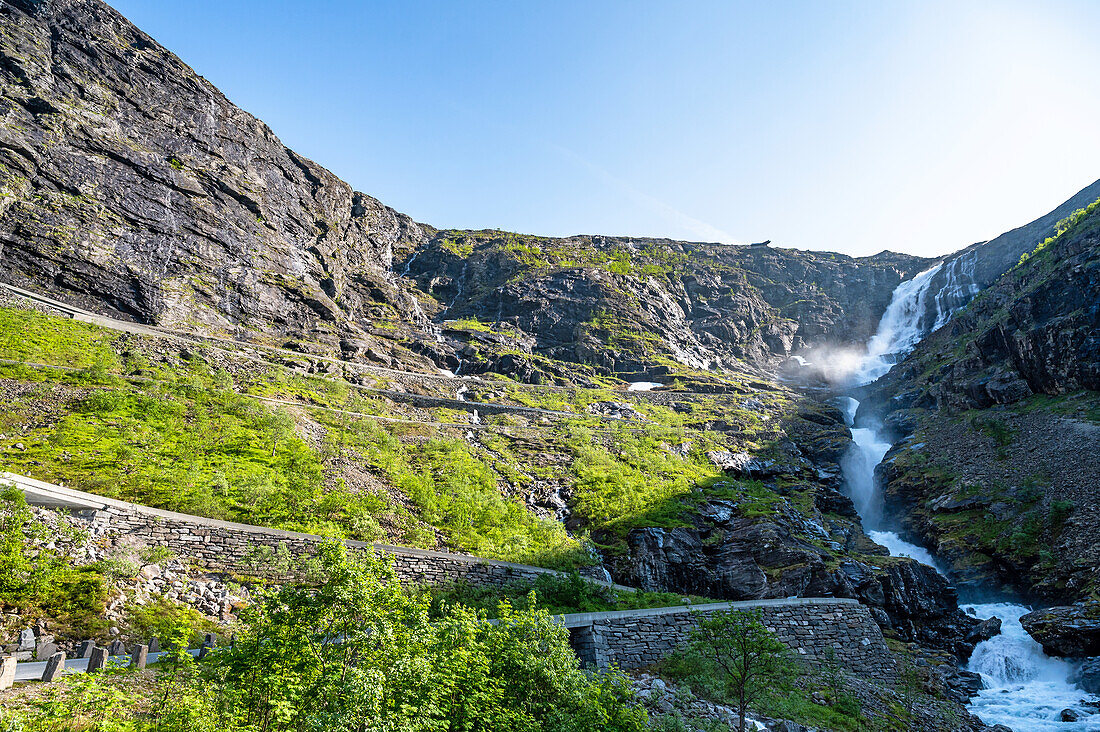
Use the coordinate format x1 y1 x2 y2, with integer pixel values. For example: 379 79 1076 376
0 300 833 573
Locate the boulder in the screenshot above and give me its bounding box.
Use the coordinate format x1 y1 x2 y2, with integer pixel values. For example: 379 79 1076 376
1020 602 1100 657
36 639 58 660
937 668 984 703
966 616 1002 645
705 451 783 477
1069 658 1100 695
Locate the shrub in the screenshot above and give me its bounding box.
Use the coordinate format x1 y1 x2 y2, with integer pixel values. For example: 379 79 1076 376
0 486 107 637
124 596 214 649
189 542 648 732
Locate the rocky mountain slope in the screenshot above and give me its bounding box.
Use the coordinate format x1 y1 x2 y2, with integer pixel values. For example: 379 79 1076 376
918 178 1100 326
861 197 1100 602
402 232 927 378
0 0 1000 667
0 0 929 384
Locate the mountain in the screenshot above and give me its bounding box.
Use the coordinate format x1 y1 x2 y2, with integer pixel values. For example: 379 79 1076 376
5 1 1100 719
0 0 929 383
862 196 1100 601
0 0 997 661
918 178 1100 328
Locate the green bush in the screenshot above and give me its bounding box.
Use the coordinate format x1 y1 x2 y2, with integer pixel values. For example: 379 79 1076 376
0 486 107 638
124 596 215 649
183 542 648 732
429 573 713 618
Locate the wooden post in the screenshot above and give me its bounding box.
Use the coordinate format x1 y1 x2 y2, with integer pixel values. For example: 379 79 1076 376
41 652 65 682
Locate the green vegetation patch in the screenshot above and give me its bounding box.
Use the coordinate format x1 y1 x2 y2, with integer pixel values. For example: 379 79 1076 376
0 486 108 638
316 412 591 569
0 544 649 732
428 572 717 618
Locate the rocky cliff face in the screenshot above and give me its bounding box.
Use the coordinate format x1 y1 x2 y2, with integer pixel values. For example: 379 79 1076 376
0 1 929 382
405 232 927 377
860 201 1100 601
0 0 434 361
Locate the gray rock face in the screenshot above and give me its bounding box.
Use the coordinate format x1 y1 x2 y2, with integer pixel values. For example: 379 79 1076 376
0 0 429 346
617 520 981 657
1020 602 1100 657
1070 657 1100 695
407 234 929 374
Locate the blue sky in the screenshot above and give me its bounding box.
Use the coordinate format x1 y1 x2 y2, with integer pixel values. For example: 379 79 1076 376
111 1 1100 257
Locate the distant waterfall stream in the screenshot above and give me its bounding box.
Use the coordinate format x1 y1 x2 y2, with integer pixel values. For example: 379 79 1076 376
835 265 1100 730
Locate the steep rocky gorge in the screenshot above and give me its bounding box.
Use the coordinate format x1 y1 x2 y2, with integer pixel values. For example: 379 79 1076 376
859 200 1100 606
3 3 1100 717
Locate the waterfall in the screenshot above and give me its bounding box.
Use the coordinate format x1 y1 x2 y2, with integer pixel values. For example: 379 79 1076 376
838 427 890 528
855 264 941 384
932 251 981 331
835 269 1100 730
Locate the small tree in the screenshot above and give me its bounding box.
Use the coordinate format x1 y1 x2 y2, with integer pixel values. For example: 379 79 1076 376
822 646 842 702
900 659 922 718
689 609 789 732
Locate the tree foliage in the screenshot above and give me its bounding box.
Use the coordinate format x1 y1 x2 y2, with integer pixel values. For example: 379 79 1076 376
686 609 790 732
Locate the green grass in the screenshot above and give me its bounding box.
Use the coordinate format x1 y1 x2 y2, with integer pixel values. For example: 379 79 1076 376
0 307 120 369
0 384 341 530
314 412 592 569
0 304 812 575
563 423 761 551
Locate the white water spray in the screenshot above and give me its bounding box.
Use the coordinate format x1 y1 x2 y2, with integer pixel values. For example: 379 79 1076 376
965 604 1100 730
834 268 1099 730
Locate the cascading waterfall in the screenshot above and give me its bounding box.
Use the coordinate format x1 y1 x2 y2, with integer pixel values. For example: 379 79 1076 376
836 264 1100 730
966 604 1099 730
932 251 981 331
855 264 942 384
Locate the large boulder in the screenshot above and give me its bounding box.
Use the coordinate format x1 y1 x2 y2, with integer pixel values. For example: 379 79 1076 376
1069 657 1100 695
1020 601 1100 657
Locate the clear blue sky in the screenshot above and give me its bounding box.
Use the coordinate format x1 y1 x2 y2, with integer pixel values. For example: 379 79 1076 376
111 0 1100 257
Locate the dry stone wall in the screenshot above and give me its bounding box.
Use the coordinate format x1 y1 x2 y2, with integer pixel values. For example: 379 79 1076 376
565 598 897 681
7 474 603 589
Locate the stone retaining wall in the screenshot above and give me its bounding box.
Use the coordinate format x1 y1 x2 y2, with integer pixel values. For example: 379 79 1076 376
563 599 896 681
5 473 611 590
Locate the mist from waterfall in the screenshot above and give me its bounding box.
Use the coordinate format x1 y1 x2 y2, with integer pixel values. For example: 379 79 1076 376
832 266 1100 730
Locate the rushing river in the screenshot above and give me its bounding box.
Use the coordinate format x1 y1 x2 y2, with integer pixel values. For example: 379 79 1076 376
835 265 1100 730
